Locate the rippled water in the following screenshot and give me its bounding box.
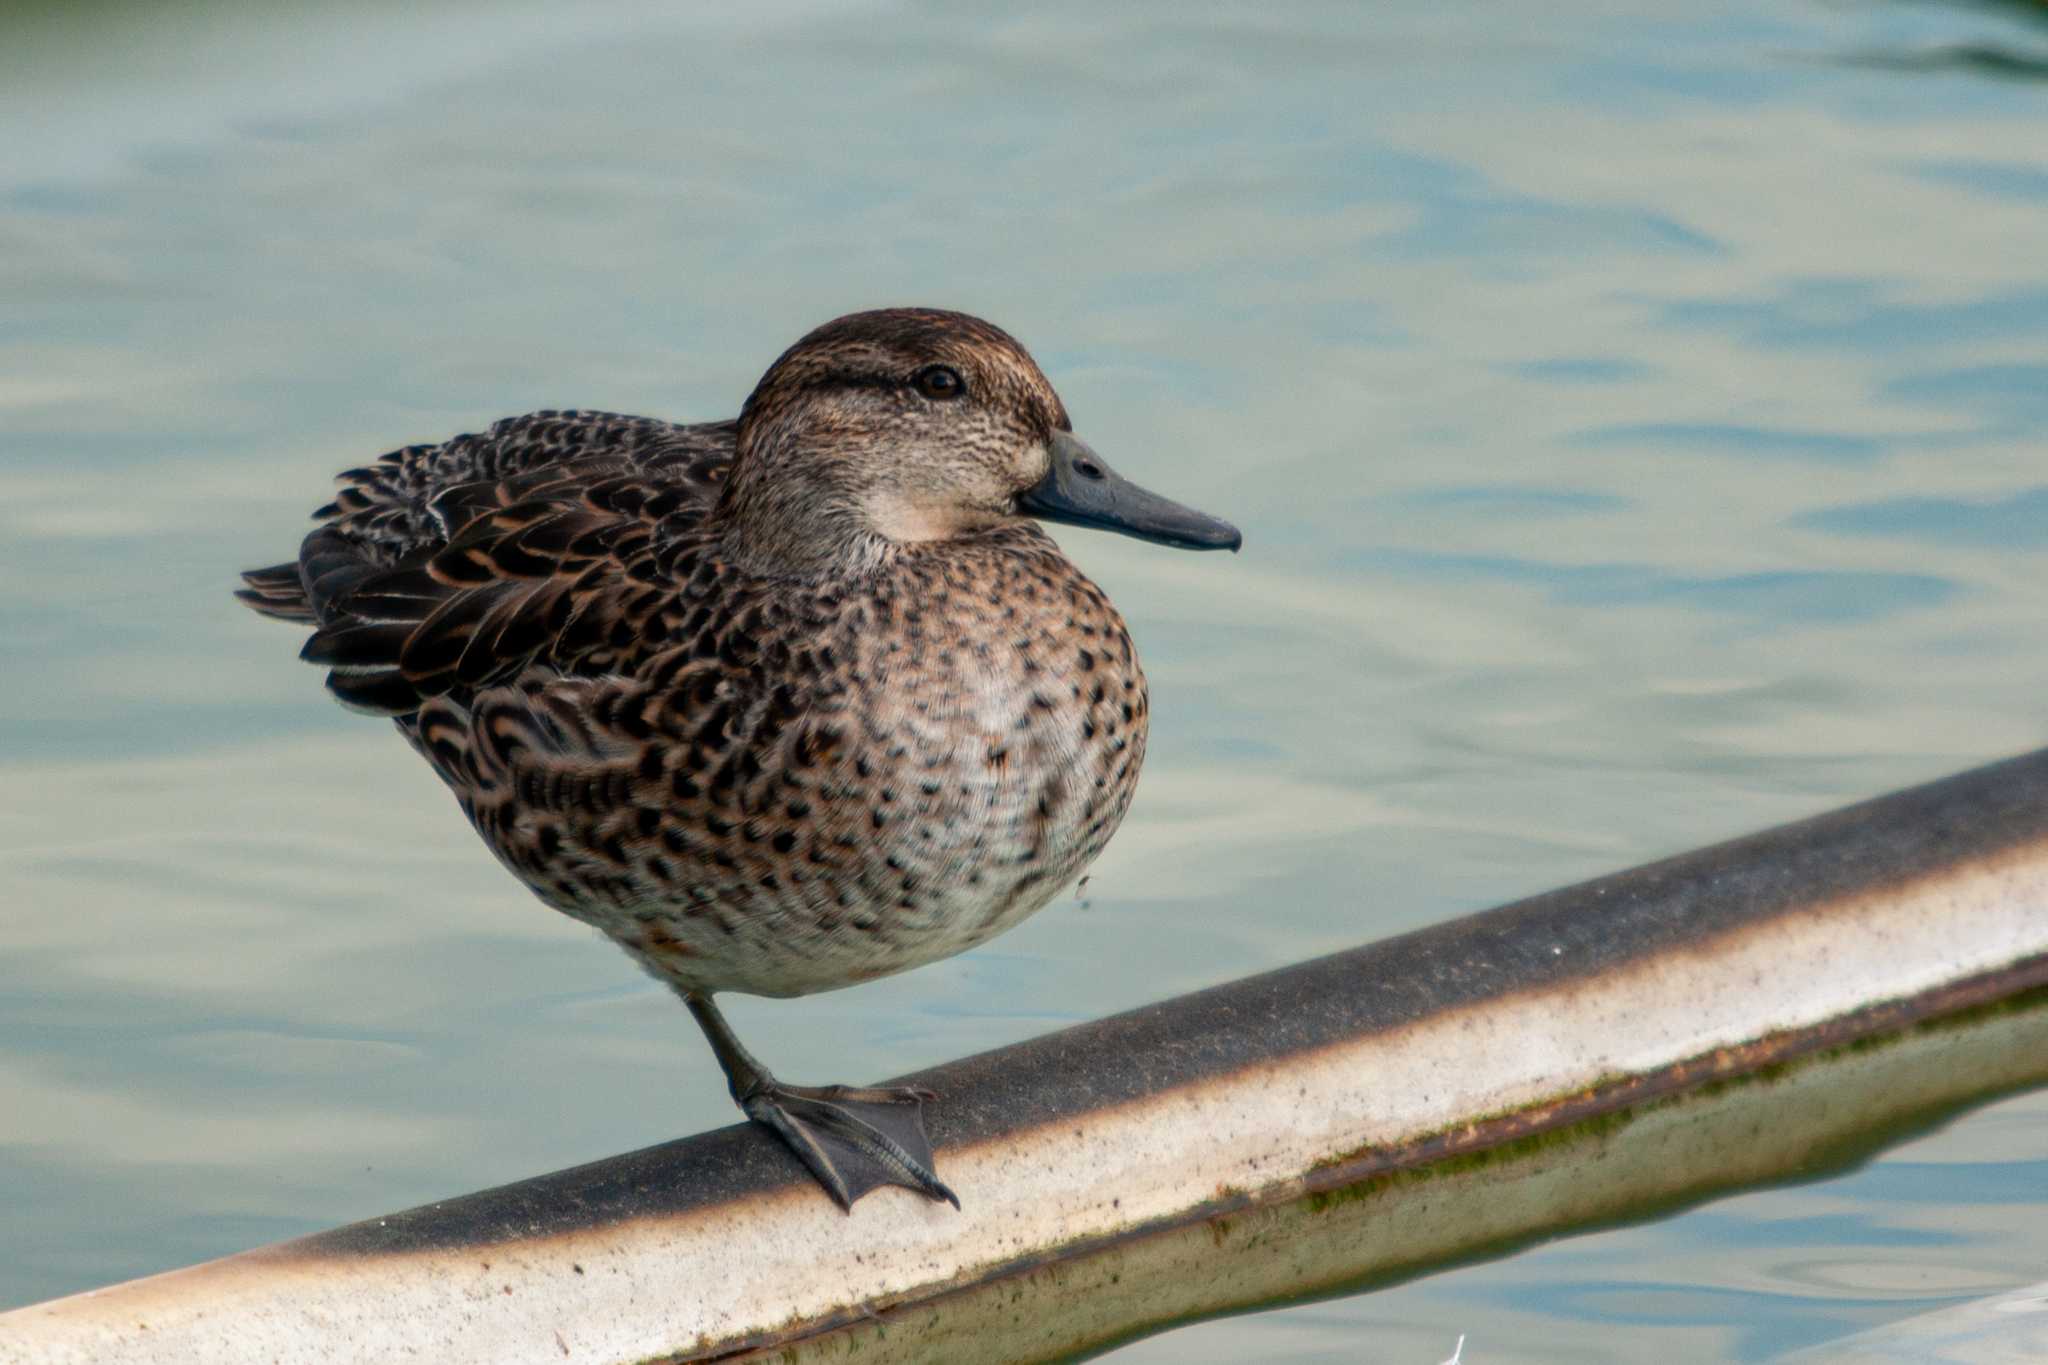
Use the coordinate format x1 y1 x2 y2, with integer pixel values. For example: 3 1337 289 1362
4 0 2046 1356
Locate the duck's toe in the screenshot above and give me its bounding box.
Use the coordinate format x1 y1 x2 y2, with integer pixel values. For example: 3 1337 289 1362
741 1081 958 1212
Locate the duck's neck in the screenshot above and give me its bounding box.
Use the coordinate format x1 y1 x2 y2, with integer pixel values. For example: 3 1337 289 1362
713 436 897 581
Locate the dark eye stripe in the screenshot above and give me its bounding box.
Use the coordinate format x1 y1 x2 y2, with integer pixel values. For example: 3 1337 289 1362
808 370 908 395
801 366 969 402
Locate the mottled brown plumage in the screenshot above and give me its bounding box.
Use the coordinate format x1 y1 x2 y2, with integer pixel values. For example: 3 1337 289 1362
239 307 1239 1208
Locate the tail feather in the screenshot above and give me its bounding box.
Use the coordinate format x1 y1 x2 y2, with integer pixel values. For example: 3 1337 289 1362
299 526 393 623
327 666 433 716
299 620 415 668
235 563 315 623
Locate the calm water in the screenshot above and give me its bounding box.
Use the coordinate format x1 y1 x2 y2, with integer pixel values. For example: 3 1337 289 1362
4 0 2046 1357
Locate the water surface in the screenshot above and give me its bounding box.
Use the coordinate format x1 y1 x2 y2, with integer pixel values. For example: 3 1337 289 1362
3 1 2046 1357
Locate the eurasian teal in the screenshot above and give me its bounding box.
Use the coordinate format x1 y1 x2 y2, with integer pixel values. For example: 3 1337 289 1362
239 308 1241 1209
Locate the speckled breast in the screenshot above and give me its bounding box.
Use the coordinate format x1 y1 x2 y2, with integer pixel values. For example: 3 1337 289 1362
451 526 1150 1000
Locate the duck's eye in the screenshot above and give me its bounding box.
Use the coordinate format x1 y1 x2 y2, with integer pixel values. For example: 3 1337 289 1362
913 365 966 401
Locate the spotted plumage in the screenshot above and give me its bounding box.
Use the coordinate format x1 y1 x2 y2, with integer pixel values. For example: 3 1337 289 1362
239 307 1239 1208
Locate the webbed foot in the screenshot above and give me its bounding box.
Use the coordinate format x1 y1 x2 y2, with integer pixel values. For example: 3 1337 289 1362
741 1080 958 1211
681 990 959 1212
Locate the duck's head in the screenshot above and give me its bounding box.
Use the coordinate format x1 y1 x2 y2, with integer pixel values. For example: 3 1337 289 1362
719 307 1240 576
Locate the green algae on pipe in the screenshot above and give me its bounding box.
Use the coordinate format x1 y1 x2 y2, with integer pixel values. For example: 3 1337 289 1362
5 750 2048 1365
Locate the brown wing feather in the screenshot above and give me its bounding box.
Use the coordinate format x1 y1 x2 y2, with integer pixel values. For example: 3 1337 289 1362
250 410 737 716
313 413 736 567
303 472 725 714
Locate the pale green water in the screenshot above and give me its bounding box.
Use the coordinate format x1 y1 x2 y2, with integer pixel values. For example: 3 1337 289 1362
3 1 2047 1358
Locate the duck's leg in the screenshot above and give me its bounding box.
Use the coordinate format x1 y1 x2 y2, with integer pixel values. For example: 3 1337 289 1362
681 991 959 1212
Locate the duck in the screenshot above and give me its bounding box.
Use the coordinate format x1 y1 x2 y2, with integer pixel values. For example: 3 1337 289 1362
237 307 1241 1210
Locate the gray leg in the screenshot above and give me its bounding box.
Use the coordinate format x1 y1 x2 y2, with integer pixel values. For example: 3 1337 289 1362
682 991 959 1212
